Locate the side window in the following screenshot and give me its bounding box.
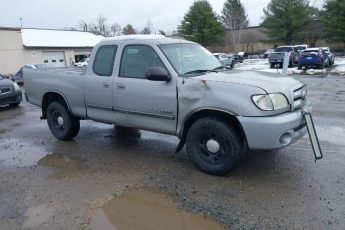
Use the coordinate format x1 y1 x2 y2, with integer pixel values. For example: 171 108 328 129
93 45 117 76
119 45 165 79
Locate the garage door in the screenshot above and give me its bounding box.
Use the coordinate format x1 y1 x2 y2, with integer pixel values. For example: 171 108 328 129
43 51 65 67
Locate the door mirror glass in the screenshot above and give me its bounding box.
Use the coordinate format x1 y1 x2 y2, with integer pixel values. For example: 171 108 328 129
145 67 171 82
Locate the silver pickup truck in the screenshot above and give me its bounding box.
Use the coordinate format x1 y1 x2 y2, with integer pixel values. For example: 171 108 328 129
24 35 310 175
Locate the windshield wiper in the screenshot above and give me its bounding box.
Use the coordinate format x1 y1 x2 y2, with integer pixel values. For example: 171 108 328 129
183 69 218 75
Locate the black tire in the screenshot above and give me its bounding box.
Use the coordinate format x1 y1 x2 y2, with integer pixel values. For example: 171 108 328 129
9 102 20 107
46 102 80 141
320 62 324 69
297 65 302 70
270 63 274 68
231 61 235 69
186 117 242 175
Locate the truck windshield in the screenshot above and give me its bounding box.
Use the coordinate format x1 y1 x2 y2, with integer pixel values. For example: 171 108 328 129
159 43 222 76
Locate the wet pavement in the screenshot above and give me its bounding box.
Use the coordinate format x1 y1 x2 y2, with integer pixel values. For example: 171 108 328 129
0 75 345 229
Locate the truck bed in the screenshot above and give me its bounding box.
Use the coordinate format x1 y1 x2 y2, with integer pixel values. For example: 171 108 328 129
24 67 87 118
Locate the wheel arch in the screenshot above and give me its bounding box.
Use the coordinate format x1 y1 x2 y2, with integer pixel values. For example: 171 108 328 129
175 108 247 153
41 91 72 119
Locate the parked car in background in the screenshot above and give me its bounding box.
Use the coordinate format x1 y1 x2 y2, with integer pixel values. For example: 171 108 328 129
294 45 309 53
74 57 89 67
237 51 248 59
263 49 275 59
229 54 244 63
321 47 335 66
298 48 329 70
293 45 309 63
213 53 235 68
0 74 22 107
11 64 51 85
269 46 297 68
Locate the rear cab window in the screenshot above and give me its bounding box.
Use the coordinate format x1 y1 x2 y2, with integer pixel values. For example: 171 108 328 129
93 45 118 76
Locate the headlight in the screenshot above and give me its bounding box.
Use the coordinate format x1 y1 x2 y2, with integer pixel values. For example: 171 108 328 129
13 82 20 91
252 93 289 111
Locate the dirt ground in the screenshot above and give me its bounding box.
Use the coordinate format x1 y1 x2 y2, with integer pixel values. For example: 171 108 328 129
0 74 345 230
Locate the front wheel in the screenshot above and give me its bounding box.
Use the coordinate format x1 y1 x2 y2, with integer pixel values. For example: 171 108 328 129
47 102 80 141
186 117 242 175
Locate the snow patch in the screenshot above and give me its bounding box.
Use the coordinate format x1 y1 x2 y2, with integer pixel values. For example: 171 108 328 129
21 29 104 48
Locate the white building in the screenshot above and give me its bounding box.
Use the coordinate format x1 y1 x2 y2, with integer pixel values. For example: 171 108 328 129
0 27 104 74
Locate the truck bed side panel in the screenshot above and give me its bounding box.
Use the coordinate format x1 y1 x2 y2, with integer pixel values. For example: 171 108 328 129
24 68 87 119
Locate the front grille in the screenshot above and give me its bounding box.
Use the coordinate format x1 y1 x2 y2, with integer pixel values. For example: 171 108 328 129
292 85 306 111
0 87 12 95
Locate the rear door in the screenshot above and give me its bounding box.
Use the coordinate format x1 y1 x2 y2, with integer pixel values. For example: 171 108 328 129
113 44 177 134
84 45 118 123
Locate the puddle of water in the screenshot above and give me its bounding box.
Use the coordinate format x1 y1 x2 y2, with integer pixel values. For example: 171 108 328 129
0 138 48 167
22 205 54 229
89 190 225 230
317 126 345 146
37 153 80 179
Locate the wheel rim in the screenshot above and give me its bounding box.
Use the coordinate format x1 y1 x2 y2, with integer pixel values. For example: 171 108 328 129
51 110 65 131
197 131 227 165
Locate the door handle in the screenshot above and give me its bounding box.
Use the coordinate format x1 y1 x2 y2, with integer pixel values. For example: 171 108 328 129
116 83 125 89
103 82 110 88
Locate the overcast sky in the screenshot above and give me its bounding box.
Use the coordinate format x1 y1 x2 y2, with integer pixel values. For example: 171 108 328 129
0 0 323 32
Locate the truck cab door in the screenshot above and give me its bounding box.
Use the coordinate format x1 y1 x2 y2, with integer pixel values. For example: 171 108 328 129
113 44 177 134
84 45 117 123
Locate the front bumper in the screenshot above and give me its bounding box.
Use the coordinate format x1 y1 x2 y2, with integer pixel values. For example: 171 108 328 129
237 109 307 150
0 91 22 106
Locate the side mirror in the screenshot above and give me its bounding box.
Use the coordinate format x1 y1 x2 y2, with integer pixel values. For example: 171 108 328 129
145 67 171 82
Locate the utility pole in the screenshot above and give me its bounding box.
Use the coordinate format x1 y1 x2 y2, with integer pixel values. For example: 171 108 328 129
20 17 23 28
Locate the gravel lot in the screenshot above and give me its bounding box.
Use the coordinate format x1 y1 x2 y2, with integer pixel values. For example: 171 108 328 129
0 73 345 230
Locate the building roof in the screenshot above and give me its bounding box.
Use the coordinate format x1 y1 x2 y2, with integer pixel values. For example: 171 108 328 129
21 29 104 48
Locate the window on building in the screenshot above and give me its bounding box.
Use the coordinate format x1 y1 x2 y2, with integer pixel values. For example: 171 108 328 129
93 45 117 76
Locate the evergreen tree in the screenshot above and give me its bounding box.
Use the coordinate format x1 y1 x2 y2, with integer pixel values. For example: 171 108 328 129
261 0 314 44
221 0 249 30
322 0 345 53
178 0 225 46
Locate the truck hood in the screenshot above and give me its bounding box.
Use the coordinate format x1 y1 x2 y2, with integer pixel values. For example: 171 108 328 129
192 71 303 94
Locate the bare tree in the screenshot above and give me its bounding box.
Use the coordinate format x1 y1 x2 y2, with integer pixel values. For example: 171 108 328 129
221 0 249 52
140 19 153 34
96 15 108 36
111 23 122 36
77 20 88 31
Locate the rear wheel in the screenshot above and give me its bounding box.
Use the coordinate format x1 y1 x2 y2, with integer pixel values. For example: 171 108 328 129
47 102 80 141
270 63 274 68
298 65 302 70
186 117 242 175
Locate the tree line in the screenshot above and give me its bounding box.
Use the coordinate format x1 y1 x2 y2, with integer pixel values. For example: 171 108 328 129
66 16 168 37
67 0 345 52
178 0 345 52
